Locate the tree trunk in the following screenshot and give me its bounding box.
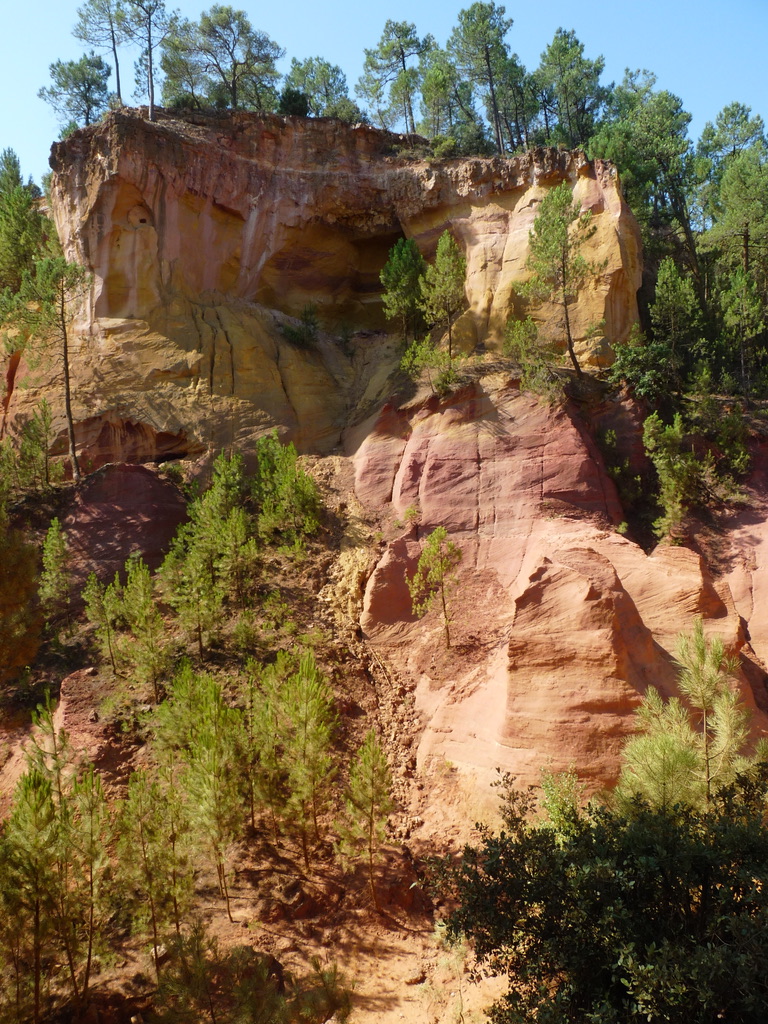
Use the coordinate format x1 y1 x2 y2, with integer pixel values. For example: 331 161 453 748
105 619 117 674
743 222 750 274
33 898 41 1024
138 823 161 983
300 821 310 871
55 890 81 1008
218 859 234 923
484 47 503 154
368 808 380 912
59 290 81 484
399 49 414 135
147 21 155 122
440 577 451 648
82 863 95 1001
111 21 122 105
562 289 583 377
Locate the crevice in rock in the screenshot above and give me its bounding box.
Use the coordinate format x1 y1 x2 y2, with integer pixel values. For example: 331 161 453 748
1 350 21 437
214 309 236 396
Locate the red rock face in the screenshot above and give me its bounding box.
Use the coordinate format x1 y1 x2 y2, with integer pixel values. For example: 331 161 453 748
63 464 187 584
352 378 768 826
722 441 768 713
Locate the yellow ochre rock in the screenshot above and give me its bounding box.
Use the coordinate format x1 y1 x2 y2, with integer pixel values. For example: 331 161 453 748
5 110 641 466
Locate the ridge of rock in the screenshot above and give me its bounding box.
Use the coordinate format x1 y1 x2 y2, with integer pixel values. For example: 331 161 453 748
3 109 640 468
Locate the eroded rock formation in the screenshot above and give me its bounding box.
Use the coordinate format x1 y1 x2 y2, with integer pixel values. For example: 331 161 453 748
9 109 761 829
347 374 768 833
3 109 640 469
49 110 640 340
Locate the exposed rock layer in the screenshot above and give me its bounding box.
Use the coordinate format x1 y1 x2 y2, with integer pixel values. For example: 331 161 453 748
351 375 768 825
9 110 758 831
49 110 640 345
3 110 641 469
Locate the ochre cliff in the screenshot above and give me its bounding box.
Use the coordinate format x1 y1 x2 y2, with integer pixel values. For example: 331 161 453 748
3 109 640 470
8 110 765 829
342 374 768 836
49 109 640 343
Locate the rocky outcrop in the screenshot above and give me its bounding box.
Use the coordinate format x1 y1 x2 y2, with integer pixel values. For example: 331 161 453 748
63 463 188 584
2 110 641 469
49 110 640 342
350 375 768 826
18 109 746 833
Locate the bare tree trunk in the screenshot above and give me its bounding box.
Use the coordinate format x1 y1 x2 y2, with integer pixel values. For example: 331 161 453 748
59 289 81 483
440 577 451 648
561 286 583 378
484 47 503 154
110 19 123 105
147 19 155 121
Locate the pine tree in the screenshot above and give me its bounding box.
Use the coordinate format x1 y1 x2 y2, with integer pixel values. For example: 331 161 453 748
161 541 224 662
252 432 320 540
155 665 242 920
3 771 59 1024
675 618 747 804
379 238 427 341
70 765 113 1002
235 661 275 831
25 699 86 1007
27 695 77 811
123 0 172 121
154 659 210 754
218 506 259 608
159 456 257 657
82 571 123 674
118 769 168 981
339 730 393 912
180 675 241 922
615 687 702 810
15 399 60 494
282 650 337 870
407 526 463 648
121 555 169 701
358 21 432 134
447 2 514 155
285 56 350 116
72 0 128 105
650 257 704 366
521 181 599 378
154 753 194 936
535 29 608 148
0 151 45 294
39 517 71 637
38 52 112 128
720 268 765 401
239 654 295 840
0 830 33 1021
617 619 756 810
0 255 91 483
420 230 467 362
643 412 704 539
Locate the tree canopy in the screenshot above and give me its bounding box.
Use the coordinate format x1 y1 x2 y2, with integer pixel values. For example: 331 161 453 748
521 181 598 377
38 52 112 129
443 772 768 1024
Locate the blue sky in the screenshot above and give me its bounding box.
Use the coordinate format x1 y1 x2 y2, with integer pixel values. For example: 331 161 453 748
1 0 766 182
